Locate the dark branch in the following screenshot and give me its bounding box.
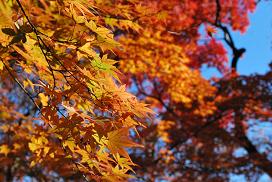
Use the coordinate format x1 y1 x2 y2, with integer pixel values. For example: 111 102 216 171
214 0 246 72
234 111 272 177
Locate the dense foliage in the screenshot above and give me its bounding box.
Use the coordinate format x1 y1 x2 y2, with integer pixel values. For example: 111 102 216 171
0 0 271 181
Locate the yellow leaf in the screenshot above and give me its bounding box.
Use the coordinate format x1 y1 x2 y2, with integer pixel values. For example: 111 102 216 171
157 11 168 20
78 42 99 59
24 67 32 74
30 161 36 167
13 143 21 150
49 153 55 158
64 139 76 152
85 20 97 32
76 148 90 163
0 144 10 156
107 128 142 159
0 61 3 70
43 147 50 156
37 136 48 145
113 153 135 172
39 93 49 107
65 154 73 159
28 143 39 152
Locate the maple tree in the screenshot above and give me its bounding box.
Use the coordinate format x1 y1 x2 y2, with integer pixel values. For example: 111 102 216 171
0 0 271 182
115 0 272 181
0 0 152 181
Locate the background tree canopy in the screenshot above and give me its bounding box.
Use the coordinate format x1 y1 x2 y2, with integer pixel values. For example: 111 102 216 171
0 0 271 181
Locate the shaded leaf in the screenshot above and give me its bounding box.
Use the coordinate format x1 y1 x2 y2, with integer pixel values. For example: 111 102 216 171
1 28 16 36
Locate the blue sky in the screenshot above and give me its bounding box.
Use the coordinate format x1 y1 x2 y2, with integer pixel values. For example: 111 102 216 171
201 1 272 78
232 1 272 75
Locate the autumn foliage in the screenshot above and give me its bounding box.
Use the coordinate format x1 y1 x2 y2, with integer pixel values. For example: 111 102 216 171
0 0 271 181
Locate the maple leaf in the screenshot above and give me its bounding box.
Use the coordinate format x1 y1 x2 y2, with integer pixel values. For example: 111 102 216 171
63 138 77 152
0 144 10 156
39 93 49 107
0 61 3 70
106 128 142 159
206 25 217 38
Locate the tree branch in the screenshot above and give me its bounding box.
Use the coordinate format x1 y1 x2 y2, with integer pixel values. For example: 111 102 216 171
234 111 272 177
214 0 246 72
